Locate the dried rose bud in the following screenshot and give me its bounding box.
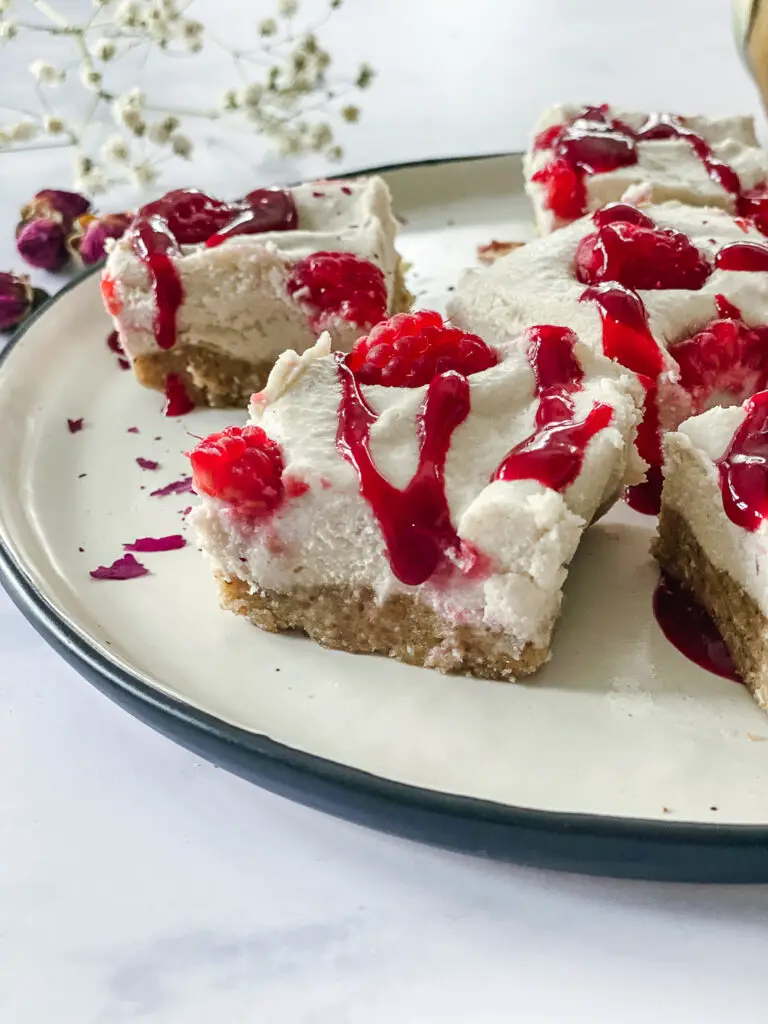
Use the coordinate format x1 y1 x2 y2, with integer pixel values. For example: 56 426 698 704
16 218 68 271
21 188 91 228
0 272 49 332
69 212 133 266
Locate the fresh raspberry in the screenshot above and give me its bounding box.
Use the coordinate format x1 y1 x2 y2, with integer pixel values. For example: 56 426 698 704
575 221 712 291
188 425 284 518
345 310 498 388
531 158 587 221
286 251 388 330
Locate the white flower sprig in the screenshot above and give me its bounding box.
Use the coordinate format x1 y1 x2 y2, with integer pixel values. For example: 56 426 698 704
0 0 374 194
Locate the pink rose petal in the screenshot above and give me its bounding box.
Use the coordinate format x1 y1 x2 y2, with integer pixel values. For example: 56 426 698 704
67 417 84 433
150 475 194 498
127 426 140 434
89 553 149 580
123 534 186 552
136 457 160 470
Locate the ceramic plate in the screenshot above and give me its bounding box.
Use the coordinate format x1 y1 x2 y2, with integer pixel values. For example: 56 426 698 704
4 154 768 881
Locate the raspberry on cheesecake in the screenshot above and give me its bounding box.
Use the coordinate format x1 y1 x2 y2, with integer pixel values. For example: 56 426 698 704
101 177 410 410
187 311 643 680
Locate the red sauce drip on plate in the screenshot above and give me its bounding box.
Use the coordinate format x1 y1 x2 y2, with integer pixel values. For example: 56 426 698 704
653 573 741 682
716 389 768 530
335 357 480 586
129 187 297 349
493 325 613 490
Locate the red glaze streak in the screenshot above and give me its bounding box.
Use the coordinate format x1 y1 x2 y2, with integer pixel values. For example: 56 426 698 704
336 356 480 586
716 389 768 530
493 325 613 490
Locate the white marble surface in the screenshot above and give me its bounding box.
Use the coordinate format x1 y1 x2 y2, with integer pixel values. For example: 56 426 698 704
4 1 768 1021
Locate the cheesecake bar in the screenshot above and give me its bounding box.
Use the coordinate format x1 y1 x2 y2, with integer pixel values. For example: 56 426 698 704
525 104 768 234
101 177 410 408
654 394 768 709
187 311 643 679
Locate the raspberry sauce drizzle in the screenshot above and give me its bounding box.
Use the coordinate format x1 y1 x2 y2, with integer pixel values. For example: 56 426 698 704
335 356 477 587
715 241 768 272
716 390 768 530
131 215 183 350
653 574 741 682
129 187 297 349
580 282 664 513
534 106 749 222
493 326 613 490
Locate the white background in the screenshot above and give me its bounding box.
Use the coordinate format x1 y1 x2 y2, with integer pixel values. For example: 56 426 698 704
4 1 768 1021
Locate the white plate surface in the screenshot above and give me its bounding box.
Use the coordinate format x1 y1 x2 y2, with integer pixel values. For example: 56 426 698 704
2 155 768 828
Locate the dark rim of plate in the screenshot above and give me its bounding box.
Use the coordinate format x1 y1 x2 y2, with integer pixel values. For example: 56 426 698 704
2 152 768 859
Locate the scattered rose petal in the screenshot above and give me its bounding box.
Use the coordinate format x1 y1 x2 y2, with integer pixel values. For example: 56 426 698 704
150 475 194 497
123 534 186 552
119 357 130 370
180 506 192 517
68 417 84 433
78 546 84 553
90 553 149 580
127 426 140 434
477 239 525 265
136 457 160 470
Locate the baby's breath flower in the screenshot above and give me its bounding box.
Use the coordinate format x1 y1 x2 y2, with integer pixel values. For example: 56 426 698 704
29 60 64 85
114 0 141 28
258 17 277 36
131 160 158 187
0 128 10 146
79 66 103 91
278 0 298 16
328 144 343 161
0 0 13 12
91 37 117 61
43 115 67 135
181 20 203 42
308 121 332 151
92 0 113 7
220 88 239 111
77 166 108 195
148 120 172 144
9 120 38 142
102 133 129 161
329 0 343 8
0 20 18 40
170 133 192 158
239 82 263 108
356 62 374 88
341 104 359 123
